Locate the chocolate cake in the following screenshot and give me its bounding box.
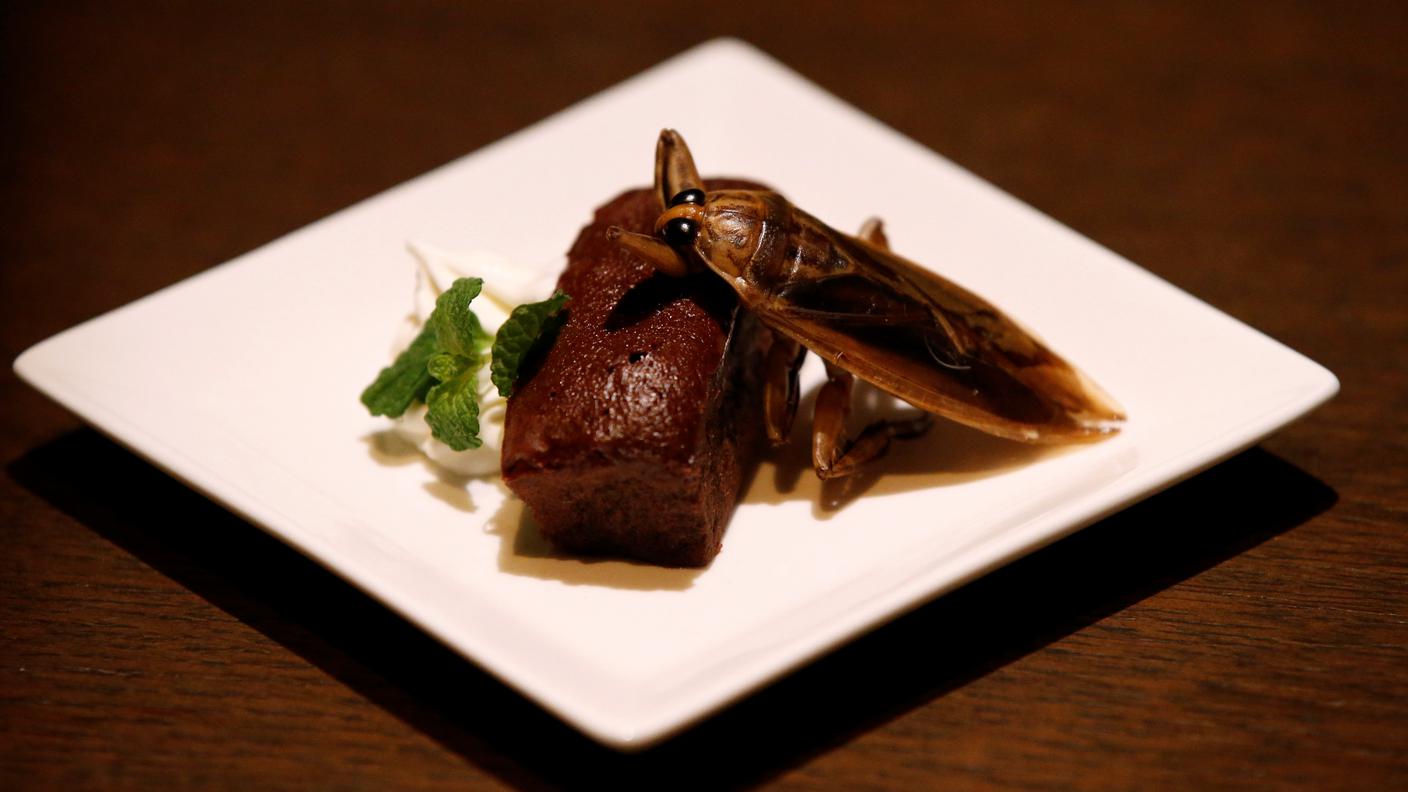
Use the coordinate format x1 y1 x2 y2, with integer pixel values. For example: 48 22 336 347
500 181 772 567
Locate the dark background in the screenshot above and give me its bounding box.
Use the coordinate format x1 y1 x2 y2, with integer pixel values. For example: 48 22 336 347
3 2 1405 789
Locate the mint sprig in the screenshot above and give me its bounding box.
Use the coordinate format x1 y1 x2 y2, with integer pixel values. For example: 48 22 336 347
421 279 491 451
491 290 570 397
430 277 490 358
360 323 438 418
425 352 483 451
361 276 570 453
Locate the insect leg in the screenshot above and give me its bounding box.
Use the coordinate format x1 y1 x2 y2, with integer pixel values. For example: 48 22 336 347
763 334 806 447
811 362 932 480
606 226 691 277
811 362 854 478
857 217 889 249
809 216 935 480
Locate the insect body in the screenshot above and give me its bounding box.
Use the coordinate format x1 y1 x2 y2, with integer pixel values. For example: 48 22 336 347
610 130 1124 479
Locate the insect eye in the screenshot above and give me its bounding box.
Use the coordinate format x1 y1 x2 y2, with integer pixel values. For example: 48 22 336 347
661 217 699 246
668 188 706 207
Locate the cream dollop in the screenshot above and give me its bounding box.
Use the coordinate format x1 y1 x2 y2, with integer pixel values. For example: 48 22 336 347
388 241 556 476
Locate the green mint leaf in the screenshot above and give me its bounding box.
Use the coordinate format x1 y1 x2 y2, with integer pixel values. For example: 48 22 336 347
431 277 491 358
491 290 570 397
426 351 468 383
424 352 483 451
360 324 438 417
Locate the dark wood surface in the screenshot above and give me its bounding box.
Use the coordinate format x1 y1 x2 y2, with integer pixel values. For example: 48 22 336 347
4 2 1405 788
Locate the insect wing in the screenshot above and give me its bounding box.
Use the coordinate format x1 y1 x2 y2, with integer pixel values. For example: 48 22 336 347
756 232 1124 444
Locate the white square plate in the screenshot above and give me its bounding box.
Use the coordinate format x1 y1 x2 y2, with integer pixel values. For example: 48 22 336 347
14 39 1337 749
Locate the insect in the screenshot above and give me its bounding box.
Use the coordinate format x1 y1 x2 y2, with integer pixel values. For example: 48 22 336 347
609 130 1125 479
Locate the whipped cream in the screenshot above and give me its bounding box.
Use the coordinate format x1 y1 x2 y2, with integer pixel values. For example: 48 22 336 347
387 241 556 477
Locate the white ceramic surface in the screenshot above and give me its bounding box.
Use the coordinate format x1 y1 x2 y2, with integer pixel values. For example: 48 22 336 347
14 39 1337 750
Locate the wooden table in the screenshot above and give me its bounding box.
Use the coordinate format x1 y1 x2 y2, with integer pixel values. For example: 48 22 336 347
4 2 1404 788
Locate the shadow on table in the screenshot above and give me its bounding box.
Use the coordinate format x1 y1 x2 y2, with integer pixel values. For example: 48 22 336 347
10 430 1336 790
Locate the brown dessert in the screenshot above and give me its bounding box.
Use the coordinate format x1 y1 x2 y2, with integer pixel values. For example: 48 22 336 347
500 180 772 567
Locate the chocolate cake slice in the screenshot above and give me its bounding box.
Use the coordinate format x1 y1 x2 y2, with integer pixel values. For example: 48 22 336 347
500 181 772 567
